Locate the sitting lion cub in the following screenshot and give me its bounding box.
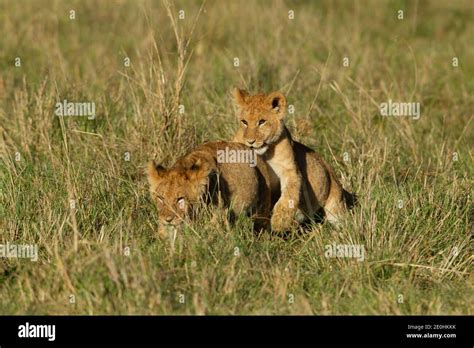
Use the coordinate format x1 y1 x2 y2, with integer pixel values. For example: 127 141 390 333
147 141 271 237
233 89 353 231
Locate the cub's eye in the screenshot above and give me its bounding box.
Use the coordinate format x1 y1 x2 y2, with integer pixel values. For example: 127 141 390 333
241 119 248 127
258 119 266 126
156 195 164 203
177 197 185 209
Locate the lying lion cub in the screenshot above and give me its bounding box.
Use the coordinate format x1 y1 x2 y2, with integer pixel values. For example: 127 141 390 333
233 89 353 231
147 141 271 237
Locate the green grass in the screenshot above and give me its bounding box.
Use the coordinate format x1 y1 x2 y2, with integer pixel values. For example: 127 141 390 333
0 0 472 314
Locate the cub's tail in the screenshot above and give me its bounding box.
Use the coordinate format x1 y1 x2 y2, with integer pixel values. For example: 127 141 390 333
343 189 358 210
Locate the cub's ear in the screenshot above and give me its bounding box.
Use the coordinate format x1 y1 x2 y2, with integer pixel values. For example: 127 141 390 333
184 157 212 183
147 160 166 187
266 91 286 119
233 88 249 107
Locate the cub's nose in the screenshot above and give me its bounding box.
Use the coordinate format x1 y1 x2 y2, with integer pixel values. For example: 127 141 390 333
246 139 256 145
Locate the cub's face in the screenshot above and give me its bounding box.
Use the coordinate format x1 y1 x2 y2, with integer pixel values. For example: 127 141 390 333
234 89 287 155
147 159 210 228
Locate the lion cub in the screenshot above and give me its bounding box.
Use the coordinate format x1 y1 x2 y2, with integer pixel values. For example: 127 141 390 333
233 89 353 231
147 141 271 236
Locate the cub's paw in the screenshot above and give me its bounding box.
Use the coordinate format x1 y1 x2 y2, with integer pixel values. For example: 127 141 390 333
271 200 298 232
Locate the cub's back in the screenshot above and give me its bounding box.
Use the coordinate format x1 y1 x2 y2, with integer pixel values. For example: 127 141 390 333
186 141 268 214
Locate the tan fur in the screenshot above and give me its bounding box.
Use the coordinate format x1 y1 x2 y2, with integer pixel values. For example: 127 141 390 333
233 89 350 231
147 141 271 237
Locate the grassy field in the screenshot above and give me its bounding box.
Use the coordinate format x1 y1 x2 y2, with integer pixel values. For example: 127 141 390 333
0 0 472 315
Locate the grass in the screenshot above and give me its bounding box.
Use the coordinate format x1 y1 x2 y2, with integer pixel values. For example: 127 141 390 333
0 0 473 315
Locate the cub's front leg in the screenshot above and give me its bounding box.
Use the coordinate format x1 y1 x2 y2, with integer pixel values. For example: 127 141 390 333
271 169 302 232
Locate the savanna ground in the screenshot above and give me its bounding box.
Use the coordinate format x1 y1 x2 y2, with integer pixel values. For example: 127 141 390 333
0 0 472 315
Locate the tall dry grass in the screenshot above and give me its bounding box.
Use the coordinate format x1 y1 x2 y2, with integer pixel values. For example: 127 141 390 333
0 0 472 314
